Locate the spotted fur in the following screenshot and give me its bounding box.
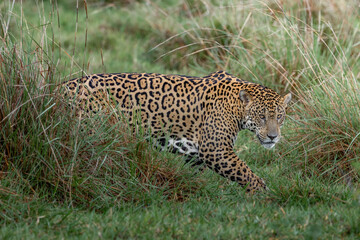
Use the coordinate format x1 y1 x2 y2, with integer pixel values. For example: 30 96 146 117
61 71 291 193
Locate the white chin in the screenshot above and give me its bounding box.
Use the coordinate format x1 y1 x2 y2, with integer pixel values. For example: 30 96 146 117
262 143 275 149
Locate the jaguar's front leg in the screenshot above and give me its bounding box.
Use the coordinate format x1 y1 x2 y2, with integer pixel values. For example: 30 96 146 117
199 121 267 193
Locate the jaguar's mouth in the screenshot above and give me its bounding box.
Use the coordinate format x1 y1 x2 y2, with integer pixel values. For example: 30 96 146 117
261 141 276 149
257 136 277 149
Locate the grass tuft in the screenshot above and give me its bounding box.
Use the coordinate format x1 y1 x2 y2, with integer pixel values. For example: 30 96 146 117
0 35 203 211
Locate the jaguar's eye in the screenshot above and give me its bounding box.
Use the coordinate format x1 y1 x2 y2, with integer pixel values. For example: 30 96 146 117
277 114 283 120
259 114 266 120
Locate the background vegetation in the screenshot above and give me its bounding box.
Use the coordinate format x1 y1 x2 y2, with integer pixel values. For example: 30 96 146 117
1 0 359 238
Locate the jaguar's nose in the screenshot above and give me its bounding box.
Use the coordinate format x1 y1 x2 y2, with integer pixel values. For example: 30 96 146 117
267 134 277 141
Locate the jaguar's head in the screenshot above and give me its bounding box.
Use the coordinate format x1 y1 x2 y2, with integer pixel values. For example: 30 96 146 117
240 88 291 149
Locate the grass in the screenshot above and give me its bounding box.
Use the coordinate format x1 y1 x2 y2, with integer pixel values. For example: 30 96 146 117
1 0 359 239
1 198 359 239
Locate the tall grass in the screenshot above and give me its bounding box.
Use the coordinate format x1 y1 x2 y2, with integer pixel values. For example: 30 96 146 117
0 1 203 212
0 42 203 208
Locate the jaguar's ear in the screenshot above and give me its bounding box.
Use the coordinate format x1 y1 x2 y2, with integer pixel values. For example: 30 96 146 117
283 93 292 106
240 90 252 106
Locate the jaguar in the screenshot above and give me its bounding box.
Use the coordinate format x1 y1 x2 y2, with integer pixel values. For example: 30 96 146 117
61 71 291 193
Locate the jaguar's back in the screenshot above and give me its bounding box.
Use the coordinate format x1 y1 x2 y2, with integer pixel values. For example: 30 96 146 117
62 71 242 142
